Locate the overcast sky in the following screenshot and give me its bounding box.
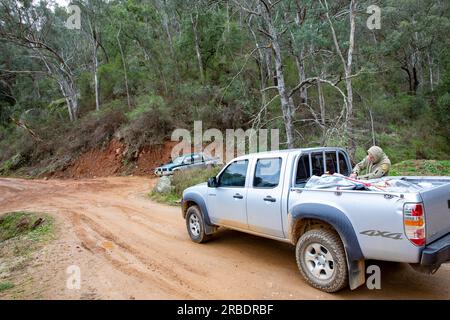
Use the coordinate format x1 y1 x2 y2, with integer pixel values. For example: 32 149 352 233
44 0 70 8
54 0 70 5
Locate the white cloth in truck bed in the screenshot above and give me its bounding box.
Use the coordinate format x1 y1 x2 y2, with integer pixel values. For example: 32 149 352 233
304 174 431 192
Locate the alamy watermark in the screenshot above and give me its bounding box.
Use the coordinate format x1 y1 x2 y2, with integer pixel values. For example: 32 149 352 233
66 4 81 30
65 3 381 31
171 121 280 165
366 264 381 290
66 265 81 290
366 5 381 30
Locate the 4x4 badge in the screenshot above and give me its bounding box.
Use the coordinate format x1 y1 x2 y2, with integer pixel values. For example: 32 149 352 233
360 230 402 240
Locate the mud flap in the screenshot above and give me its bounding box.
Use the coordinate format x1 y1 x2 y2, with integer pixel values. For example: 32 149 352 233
204 223 218 235
347 258 365 290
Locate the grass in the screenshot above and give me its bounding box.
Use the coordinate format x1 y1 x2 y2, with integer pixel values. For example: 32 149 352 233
0 211 54 243
390 160 450 176
149 166 222 205
0 211 55 298
0 282 14 292
149 191 182 206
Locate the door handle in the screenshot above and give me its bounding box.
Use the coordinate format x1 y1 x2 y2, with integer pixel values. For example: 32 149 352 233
233 193 243 199
263 196 276 202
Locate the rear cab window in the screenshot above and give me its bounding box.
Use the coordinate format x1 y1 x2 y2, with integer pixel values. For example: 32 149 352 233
294 150 350 188
338 151 350 176
311 152 325 176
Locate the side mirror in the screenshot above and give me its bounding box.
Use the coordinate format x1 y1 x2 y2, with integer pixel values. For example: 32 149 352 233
207 177 218 188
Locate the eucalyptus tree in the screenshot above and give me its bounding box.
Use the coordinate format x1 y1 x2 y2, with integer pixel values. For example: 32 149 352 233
0 0 88 121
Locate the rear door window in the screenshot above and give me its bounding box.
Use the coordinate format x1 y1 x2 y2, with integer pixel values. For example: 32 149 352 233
253 158 282 188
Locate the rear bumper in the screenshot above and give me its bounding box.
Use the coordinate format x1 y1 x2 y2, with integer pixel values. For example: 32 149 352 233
420 233 450 266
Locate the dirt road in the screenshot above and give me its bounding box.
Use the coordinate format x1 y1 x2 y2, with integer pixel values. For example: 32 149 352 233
0 177 449 299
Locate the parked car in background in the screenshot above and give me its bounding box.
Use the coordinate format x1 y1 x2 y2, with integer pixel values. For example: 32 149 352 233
154 153 220 176
181 147 450 292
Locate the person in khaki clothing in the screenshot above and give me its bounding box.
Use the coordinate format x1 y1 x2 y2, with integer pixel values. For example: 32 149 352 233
350 146 391 180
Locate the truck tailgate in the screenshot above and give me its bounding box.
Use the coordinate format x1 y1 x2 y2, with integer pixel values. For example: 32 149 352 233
420 182 450 244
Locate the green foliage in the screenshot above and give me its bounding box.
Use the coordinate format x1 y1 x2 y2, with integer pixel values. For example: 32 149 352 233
390 160 450 176
126 94 166 120
78 71 96 109
171 166 222 196
121 104 173 160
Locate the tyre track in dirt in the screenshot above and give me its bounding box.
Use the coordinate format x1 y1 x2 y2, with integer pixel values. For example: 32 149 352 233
76 211 204 295
51 193 208 282
67 210 195 299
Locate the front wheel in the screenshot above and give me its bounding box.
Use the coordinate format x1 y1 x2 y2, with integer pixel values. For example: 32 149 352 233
295 229 348 293
185 205 211 243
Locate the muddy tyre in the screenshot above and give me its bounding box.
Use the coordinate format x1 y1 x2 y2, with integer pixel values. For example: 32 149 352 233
186 205 211 243
295 229 348 293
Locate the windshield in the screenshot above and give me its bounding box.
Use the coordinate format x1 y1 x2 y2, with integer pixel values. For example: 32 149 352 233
172 156 184 165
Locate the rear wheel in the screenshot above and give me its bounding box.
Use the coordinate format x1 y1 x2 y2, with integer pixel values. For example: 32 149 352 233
295 228 348 292
186 205 211 243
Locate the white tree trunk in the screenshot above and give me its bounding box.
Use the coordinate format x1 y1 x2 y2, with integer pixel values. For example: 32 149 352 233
93 44 100 111
59 77 78 121
290 9 308 103
318 80 325 126
88 16 100 111
191 12 205 83
427 52 434 91
268 21 295 148
116 26 131 109
346 0 356 157
323 0 356 157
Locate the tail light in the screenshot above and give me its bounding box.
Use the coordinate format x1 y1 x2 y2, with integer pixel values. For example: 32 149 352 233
403 203 426 246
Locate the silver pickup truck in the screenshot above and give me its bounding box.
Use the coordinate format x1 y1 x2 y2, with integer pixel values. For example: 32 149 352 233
181 147 450 292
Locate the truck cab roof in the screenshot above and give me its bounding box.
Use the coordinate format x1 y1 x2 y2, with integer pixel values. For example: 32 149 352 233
232 147 348 161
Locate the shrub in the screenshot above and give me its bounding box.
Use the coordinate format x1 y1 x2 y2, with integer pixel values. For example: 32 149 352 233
0 106 129 176
65 108 128 155
121 106 173 159
126 94 166 120
171 166 222 196
149 166 222 205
